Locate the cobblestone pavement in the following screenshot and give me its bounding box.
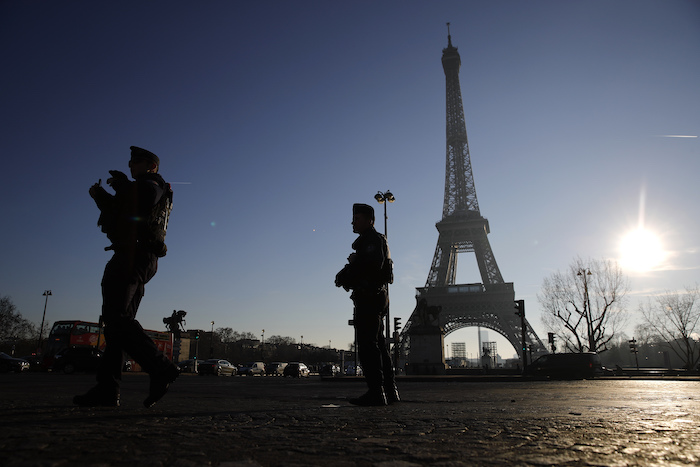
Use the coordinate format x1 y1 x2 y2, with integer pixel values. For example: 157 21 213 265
1 373 699 466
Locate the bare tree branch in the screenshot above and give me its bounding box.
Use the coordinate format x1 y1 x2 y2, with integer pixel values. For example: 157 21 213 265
639 285 700 369
538 257 629 353
0 295 37 345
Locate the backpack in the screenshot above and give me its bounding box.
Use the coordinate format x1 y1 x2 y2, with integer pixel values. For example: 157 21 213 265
146 182 173 257
381 237 394 285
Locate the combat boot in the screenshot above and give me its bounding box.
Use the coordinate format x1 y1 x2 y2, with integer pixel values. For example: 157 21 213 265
144 364 180 408
73 385 120 408
348 388 388 407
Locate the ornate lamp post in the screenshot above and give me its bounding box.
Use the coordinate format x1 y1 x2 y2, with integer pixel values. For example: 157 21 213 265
374 190 395 341
373 190 395 238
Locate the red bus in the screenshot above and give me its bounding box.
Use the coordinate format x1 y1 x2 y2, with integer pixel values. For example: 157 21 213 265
46 321 105 357
45 320 174 369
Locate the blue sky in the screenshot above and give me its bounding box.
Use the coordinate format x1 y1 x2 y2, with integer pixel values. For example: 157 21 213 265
1 1 698 359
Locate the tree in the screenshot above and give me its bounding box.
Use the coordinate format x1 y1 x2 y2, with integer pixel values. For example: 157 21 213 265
266 335 296 346
538 257 628 353
0 295 37 353
639 285 700 369
216 327 235 344
633 323 658 347
232 331 258 342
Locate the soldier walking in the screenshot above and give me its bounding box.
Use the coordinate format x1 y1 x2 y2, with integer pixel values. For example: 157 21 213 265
74 146 179 408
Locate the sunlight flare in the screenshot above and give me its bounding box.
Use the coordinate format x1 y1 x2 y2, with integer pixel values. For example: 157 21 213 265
619 227 666 272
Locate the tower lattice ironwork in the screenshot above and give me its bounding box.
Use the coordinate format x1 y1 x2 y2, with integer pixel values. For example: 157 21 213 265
401 28 545 369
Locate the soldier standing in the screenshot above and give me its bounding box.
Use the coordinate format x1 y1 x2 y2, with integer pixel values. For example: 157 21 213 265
335 203 399 406
74 146 179 408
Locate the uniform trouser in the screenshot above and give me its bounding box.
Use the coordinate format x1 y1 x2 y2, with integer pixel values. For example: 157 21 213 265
97 249 173 390
353 289 395 392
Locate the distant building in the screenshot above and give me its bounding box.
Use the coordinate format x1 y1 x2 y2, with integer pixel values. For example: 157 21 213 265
452 342 466 359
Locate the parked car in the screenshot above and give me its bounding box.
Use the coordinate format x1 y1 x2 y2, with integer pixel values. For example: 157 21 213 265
525 352 603 380
177 359 198 373
0 352 30 373
344 364 363 376
52 347 102 374
198 359 237 376
19 354 42 370
320 364 341 377
284 362 310 378
239 361 266 376
266 362 287 376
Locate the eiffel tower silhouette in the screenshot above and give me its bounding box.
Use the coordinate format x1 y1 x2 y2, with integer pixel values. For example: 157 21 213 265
402 26 545 374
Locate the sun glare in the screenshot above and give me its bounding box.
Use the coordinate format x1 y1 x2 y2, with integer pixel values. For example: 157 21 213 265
619 228 665 272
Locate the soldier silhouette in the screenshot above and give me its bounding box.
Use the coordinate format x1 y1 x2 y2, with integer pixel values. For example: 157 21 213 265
74 146 179 408
336 203 399 406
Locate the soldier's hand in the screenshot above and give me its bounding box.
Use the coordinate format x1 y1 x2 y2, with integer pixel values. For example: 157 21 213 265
335 269 350 291
107 170 128 186
89 179 101 199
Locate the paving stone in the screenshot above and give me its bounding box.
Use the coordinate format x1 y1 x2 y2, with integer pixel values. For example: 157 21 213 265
1 374 700 466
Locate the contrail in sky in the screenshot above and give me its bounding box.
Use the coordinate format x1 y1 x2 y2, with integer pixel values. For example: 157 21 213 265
655 135 697 138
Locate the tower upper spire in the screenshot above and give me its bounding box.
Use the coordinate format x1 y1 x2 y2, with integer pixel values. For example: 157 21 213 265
440 27 476 218
426 26 504 287
442 23 460 72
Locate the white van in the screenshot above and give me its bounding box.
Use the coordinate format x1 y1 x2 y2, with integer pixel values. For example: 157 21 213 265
239 361 265 376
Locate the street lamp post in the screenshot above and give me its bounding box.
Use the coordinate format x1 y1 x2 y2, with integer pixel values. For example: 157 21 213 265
209 321 215 358
374 190 395 342
37 290 52 352
261 329 265 360
374 190 395 239
577 268 593 351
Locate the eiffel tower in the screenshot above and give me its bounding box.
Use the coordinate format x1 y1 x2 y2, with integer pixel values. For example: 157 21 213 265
402 26 545 373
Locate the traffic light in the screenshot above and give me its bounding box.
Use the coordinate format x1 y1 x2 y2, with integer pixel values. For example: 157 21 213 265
394 317 402 334
629 338 640 370
514 300 527 359
548 332 556 353
514 300 525 317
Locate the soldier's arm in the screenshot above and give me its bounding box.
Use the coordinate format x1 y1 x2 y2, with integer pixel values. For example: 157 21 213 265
345 240 385 288
89 184 114 212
